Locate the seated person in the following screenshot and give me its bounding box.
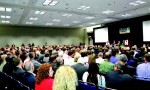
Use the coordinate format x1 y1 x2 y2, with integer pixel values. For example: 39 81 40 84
82 62 105 87
99 52 114 74
105 61 133 90
137 54 150 78
23 61 35 89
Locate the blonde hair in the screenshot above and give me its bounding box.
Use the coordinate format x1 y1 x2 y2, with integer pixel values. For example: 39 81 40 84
53 66 78 90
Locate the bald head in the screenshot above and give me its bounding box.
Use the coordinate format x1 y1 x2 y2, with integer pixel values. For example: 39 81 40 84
105 52 111 60
24 61 34 72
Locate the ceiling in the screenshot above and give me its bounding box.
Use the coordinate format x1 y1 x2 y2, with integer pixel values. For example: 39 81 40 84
0 0 150 28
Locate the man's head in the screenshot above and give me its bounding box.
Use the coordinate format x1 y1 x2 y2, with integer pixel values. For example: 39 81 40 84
119 54 128 63
104 52 111 60
114 61 125 71
144 54 150 62
24 61 34 73
29 52 35 59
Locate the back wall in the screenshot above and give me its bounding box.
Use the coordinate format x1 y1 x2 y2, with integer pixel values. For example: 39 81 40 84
0 25 88 46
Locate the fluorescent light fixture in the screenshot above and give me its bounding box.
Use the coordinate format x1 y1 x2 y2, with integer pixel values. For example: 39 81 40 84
103 19 112 21
49 1 59 6
1 20 10 23
0 7 5 11
72 21 80 23
135 0 146 4
6 16 11 18
121 14 131 17
6 8 12 12
85 16 95 19
35 11 40 14
89 22 96 25
1 15 11 19
129 2 139 6
35 10 46 15
129 0 146 6
64 24 70 26
29 17 38 20
26 22 33 24
102 10 114 14
1 15 5 18
43 0 52 5
62 14 73 17
46 23 53 25
52 19 60 22
77 5 91 10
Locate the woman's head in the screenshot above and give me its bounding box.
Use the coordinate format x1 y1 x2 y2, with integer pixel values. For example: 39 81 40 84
87 63 99 85
36 63 53 84
53 66 78 90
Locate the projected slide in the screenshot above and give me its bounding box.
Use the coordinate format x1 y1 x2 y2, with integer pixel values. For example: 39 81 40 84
94 27 108 43
143 21 150 41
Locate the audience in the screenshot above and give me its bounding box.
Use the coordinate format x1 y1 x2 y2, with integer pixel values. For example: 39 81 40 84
35 63 54 90
53 66 78 90
0 43 150 89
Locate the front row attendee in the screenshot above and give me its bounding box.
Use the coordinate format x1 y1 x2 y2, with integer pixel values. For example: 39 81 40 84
82 62 106 87
105 61 133 90
35 63 54 90
53 66 78 90
136 53 150 78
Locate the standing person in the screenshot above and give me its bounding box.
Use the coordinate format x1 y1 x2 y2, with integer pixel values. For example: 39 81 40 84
53 66 78 90
35 63 54 90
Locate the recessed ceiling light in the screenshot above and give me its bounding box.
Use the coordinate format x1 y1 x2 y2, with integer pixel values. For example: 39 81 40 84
1 20 10 23
6 8 12 12
29 17 38 20
1 15 5 18
77 6 91 10
121 14 131 17
1 15 11 19
49 1 59 6
62 14 73 17
35 10 46 15
43 0 52 5
72 21 80 23
46 23 53 25
135 0 146 4
129 0 146 6
89 22 96 25
103 19 112 21
85 16 95 19
53 19 60 22
64 24 70 26
102 10 114 14
0 7 5 11
129 2 139 6
26 22 33 24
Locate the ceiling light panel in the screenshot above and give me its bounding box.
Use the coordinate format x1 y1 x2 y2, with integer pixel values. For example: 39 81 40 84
129 0 146 6
0 0 30 5
77 5 91 10
43 0 59 6
29 17 38 20
102 10 114 14
0 15 11 19
35 10 46 15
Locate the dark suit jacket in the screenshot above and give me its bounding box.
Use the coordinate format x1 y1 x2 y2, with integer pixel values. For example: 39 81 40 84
72 63 88 80
22 72 35 89
13 67 25 82
105 70 133 90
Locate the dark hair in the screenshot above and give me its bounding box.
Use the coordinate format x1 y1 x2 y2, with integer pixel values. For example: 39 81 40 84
13 58 21 67
87 63 99 86
111 49 116 56
29 52 35 59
